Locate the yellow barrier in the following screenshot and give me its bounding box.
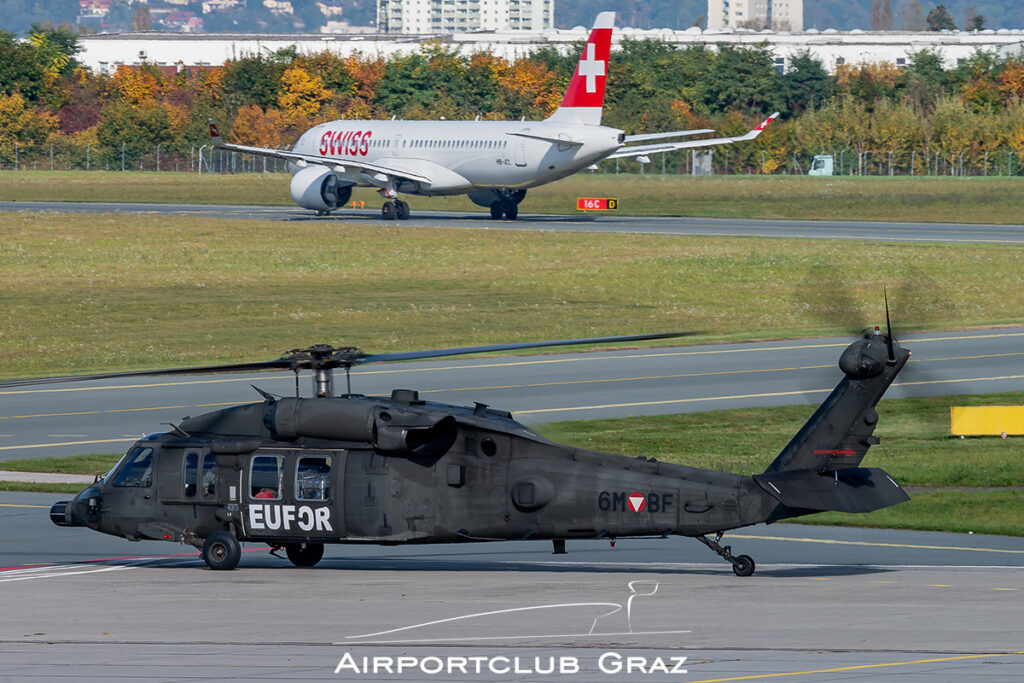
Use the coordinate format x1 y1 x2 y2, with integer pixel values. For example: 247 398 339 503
950 406 1024 436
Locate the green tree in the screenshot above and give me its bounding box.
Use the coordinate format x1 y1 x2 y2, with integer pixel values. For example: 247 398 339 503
0 31 46 101
704 44 782 116
96 102 173 168
222 52 290 110
926 4 956 31
781 51 833 116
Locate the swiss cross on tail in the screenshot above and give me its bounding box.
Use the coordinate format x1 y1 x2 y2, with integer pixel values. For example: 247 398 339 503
550 11 614 124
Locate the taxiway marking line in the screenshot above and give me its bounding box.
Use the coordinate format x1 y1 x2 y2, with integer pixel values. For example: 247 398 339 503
686 652 1024 683
0 437 137 451
726 533 1024 555
0 405 187 420
0 503 50 509
2 331 1021 396
517 373 1024 415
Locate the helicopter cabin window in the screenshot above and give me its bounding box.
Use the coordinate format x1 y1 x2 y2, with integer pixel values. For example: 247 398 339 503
114 446 154 487
201 454 216 495
250 454 284 500
296 456 332 500
184 453 198 496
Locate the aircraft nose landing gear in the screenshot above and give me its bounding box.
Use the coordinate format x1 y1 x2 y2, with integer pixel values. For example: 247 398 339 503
697 532 756 577
381 200 409 220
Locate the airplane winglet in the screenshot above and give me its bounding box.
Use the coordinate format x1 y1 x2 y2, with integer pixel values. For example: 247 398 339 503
208 119 223 146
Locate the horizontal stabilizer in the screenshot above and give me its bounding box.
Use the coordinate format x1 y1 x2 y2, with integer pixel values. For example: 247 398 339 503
621 129 714 143
753 467 909 514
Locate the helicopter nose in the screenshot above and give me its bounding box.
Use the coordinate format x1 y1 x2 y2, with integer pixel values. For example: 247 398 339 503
51 486 102 528
49 500 77 527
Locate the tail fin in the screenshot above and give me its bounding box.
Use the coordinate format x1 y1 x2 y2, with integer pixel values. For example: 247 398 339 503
545 12 614 126
752 332 911 514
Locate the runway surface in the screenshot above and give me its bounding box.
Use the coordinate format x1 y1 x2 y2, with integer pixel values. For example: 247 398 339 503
5 199 1024 244
1 492 1022 681
2 328 1023 461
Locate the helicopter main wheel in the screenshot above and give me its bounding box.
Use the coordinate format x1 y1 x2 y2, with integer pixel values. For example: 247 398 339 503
489 201 502 220
395 200 410 220
284 542 325 568
503 201 518 220
381 201 396 220
202 530 241 570
732 554 755 577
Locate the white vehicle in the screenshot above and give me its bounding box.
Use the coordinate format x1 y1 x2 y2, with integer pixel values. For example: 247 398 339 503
210 12 778 220
809 154 835 176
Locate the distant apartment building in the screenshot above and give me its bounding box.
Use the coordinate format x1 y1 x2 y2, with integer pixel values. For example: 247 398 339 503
708 0 803 31
377 0 553 34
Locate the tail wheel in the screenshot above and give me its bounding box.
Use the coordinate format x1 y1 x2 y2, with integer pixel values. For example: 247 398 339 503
202 530 241 570
285 542 325 568
732 554 755 577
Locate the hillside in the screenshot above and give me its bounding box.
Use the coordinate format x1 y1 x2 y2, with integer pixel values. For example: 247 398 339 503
0 0 1022 37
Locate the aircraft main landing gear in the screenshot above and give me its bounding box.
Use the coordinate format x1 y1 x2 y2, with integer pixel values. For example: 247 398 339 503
489 200 518 220
381 200 410 220
284 542 325 567
697 532 755 577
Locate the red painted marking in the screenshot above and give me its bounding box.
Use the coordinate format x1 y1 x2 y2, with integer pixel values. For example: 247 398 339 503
627 493 646 513
209 123 220 137
559 27 612 109
813 449 858 456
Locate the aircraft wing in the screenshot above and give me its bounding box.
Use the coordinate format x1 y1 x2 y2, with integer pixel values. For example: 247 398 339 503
207 121 433 185
607 113 778 160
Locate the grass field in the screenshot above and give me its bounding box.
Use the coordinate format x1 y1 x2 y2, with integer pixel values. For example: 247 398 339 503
3 171 1024 224
1 212 1022 377
5 391 1021 535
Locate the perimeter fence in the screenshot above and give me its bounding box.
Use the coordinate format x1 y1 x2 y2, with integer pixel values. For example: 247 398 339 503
3 140 1024 177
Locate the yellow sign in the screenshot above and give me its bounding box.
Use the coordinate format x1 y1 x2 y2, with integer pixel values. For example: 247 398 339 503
950 406 1024 436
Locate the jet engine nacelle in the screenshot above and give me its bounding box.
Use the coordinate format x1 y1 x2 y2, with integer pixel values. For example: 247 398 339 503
289 165 353 212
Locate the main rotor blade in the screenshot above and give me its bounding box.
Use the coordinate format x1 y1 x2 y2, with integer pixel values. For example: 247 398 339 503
358 331 696 364
0 360 293 389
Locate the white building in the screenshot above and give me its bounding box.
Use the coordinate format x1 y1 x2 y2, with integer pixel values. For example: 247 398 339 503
76 27 1024 74
708 0 803 32
377 0 553 34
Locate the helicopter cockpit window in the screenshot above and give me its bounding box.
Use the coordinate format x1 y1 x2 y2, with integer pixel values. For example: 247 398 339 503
113 447 154 487
201 454 216 496
250 454 284 500
296 456 332 500
184 453 198 497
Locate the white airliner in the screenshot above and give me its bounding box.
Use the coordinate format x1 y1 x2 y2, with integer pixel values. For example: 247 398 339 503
210 12 778 220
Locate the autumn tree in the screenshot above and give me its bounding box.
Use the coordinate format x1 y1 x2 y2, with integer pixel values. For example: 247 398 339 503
228 104 289 147
277 65 332 122
0 92 58 163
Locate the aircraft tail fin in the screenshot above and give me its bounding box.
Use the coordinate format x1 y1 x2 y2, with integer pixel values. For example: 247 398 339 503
751 332 911 513
545 12 614 126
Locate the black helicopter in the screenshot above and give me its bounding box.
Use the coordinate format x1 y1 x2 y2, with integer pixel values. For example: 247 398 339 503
2 328 910 576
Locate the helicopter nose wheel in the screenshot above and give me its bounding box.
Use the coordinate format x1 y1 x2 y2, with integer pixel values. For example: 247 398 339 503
697 533 756 577
202 530 242 570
